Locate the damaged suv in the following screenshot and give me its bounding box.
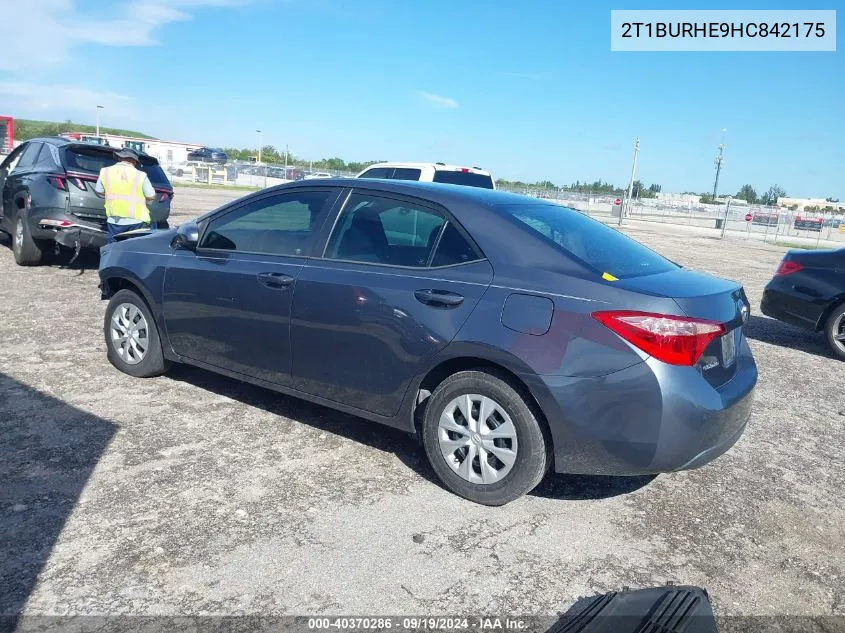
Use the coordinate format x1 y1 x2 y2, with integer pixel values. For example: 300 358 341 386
0 137 173 265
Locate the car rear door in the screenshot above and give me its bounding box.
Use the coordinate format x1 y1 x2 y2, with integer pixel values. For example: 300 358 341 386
162 187 341 386
289 188 494 417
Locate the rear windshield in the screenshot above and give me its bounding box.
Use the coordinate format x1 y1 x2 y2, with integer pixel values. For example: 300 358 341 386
433 170 495 189
64 147 170 188
497 203 678 279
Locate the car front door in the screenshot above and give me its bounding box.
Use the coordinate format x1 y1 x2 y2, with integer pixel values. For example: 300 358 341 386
290 189 494 417
162 187 341 386
1 142 41 230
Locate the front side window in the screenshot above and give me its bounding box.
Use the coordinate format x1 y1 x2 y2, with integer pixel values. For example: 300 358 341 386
12 143 42 173
358 167 392 179
325 193 446 267
200 190 334 256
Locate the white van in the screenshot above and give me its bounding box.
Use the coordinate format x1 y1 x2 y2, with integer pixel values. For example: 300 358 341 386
356 162 496 190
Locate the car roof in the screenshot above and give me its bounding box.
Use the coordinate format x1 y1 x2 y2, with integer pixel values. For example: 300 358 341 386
25 136 160 163
278 177 540 208
364 162 492 176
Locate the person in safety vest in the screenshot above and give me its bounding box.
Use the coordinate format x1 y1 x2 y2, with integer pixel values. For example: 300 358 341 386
95 148 156 244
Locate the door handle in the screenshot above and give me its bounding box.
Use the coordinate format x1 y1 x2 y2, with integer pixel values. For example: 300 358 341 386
414 289 464 308
257 271 295 288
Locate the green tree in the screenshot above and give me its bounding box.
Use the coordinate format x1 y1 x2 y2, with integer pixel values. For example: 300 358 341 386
735 184 758 204
759 185 787 206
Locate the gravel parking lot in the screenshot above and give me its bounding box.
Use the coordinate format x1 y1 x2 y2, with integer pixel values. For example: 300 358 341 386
1 186 843 620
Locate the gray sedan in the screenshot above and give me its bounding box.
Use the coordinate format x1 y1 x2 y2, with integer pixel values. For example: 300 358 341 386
98 179 757 505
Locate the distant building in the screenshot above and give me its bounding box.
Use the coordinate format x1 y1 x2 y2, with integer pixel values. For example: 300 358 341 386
59 131 201 166
777 197 845 212
656 192 701 205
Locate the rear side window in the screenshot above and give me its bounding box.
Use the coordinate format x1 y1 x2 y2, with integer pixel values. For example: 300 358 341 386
325 193 446 267
140 163 170 187
433 170 495 189
390 168 422 181
498 203 677 279
34 144 60 169
430 222 483 267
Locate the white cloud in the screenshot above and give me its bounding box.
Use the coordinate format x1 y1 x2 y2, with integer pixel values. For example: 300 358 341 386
419 91 459 109
0 81 136 120
1 0 251 73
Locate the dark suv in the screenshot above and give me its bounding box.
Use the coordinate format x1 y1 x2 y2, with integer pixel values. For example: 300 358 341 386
186 147 228 164
0 137 174 266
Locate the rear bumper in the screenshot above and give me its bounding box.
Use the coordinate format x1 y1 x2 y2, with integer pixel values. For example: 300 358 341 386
523 335 757 476
28 207 108 249
760 285 822 331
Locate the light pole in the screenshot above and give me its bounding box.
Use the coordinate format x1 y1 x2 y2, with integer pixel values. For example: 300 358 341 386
284 144 289 174
96 105 104 138
256 129 262 163
712 128 726 200
620 137 640 226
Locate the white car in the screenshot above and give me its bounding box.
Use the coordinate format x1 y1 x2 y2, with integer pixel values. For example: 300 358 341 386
356 162 496 190
304 172 334 179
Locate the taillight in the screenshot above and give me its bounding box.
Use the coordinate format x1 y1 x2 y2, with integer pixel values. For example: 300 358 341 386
68 176 87 191
48 174 68 191
155 189 173 203
774 260 804 276
592 310 726 366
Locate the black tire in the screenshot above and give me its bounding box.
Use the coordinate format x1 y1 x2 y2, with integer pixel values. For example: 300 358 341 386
12 213 45 266
824 304 845 362
421 369 551 506
104 289 171 378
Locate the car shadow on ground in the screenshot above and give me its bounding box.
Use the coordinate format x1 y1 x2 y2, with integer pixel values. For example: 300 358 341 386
743 314 834 359
166 365 655 502
0 233 100 273
0 372 118 619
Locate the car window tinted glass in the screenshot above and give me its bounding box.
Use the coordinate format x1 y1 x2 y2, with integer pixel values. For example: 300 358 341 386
499 204 678 279
141 163 170 187
359 167 392 179
390 168 422 181
325 193 445 267
431 222 483 267
432 170 495 189
34 144 59 169
200 190 332 256
65 148 116 174
13 143 41 172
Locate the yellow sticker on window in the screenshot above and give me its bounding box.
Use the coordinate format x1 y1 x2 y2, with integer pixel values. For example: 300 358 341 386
602 272 619 281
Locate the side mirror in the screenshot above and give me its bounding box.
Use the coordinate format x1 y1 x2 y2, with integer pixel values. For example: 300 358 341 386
173 222 199 251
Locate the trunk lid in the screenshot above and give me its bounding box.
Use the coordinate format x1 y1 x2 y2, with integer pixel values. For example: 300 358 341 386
783 247 844 271
615 268 749 387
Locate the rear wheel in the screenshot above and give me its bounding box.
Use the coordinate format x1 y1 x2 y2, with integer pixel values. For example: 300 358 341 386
13 213 45 266
421 370 551 506
104 289 171 377
824 304 845 361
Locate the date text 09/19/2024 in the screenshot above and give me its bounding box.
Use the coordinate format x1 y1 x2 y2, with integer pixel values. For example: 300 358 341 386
307 617 530 630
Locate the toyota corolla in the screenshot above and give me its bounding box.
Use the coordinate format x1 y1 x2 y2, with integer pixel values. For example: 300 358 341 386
98 179 757 505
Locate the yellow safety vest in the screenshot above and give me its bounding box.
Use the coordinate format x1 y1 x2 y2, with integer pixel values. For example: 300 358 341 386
100 163 150 223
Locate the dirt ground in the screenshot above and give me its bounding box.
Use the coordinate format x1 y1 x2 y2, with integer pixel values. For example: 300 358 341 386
1 185 843 620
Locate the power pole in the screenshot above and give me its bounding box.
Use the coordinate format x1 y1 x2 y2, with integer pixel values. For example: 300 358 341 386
712 130 726 199
620 137 640 226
